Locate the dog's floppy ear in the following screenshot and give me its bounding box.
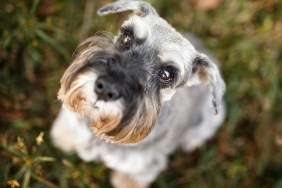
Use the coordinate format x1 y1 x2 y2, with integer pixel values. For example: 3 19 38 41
187 53 226 114
97 0 158 16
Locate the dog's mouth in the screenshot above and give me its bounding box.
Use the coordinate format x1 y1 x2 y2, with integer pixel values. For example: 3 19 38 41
91 101 100 109
87 95 159 144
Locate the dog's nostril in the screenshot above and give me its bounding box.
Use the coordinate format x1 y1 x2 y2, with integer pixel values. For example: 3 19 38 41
97 83 103 90
108 93 113 99
95 77 120 101
108 92 117 100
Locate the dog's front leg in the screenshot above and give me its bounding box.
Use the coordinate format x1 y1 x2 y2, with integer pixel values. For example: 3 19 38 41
50 107 92 153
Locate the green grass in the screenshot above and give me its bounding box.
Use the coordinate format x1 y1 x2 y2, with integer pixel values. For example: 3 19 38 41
1 0 282 187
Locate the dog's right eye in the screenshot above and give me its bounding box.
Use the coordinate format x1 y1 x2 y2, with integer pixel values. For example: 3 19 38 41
118 35 133 49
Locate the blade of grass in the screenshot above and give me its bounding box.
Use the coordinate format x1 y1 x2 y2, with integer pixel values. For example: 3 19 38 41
1 145 25 158
34 156 55 162
29 0 41 17
3 32 15 49
15 165 28 180
32 174 57 188
22 168 31 188
35 29 69 59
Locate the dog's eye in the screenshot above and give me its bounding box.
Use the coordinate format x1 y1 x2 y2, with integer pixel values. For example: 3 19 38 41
118 35 133 48
158 68 173 82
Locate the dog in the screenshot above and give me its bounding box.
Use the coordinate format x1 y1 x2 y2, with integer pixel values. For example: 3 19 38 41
51 1 226 187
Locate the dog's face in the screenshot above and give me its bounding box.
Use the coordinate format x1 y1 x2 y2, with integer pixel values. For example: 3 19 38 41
58 1 225 144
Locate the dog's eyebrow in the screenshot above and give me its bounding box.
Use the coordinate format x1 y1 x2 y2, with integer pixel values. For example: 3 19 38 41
120 25 134 36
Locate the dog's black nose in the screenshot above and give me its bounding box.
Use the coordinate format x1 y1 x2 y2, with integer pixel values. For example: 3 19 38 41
95 77 120 101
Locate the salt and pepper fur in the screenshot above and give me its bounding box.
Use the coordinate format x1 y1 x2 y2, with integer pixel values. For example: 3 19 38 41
51 1 226 187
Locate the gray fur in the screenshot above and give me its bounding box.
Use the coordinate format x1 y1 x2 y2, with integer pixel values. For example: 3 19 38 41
51 1 226 187
97 0 158 16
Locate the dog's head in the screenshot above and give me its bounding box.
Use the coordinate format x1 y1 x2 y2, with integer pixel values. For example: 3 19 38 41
58 1 225 144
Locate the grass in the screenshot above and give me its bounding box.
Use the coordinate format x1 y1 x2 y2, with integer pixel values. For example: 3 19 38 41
1 0 282 187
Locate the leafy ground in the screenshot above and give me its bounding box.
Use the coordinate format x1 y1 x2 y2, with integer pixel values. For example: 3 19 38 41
1 0 282 187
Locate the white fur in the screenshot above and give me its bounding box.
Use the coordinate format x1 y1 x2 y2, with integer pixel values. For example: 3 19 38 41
180 95 226 151
51 107 166 182
157 41 197 88
51 86 225 183
52 1 226 186
51 107 167 182
67 70 124 123
71 71 98 102
187 73 202 87
51 107 92 153
130 16 149 40
160 88 176 101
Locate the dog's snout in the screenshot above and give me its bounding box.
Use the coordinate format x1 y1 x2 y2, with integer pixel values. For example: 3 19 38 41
95 77 120 101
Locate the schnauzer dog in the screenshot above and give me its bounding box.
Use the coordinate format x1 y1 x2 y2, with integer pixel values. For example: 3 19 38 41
51 1 226 187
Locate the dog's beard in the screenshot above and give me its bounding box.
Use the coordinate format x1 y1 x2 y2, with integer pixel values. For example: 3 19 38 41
59 70 124 136
103 95 160 144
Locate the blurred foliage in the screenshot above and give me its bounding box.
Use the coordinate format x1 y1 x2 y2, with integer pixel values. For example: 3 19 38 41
0 0 282 187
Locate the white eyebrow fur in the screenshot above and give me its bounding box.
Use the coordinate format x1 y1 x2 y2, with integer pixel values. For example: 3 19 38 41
123 15 149 40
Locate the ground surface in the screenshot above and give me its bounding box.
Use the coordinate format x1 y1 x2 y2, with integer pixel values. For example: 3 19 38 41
1 0 282 187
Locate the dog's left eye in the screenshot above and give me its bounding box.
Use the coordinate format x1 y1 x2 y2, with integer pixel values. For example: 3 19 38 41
158 68 173 82
118 35 133 48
